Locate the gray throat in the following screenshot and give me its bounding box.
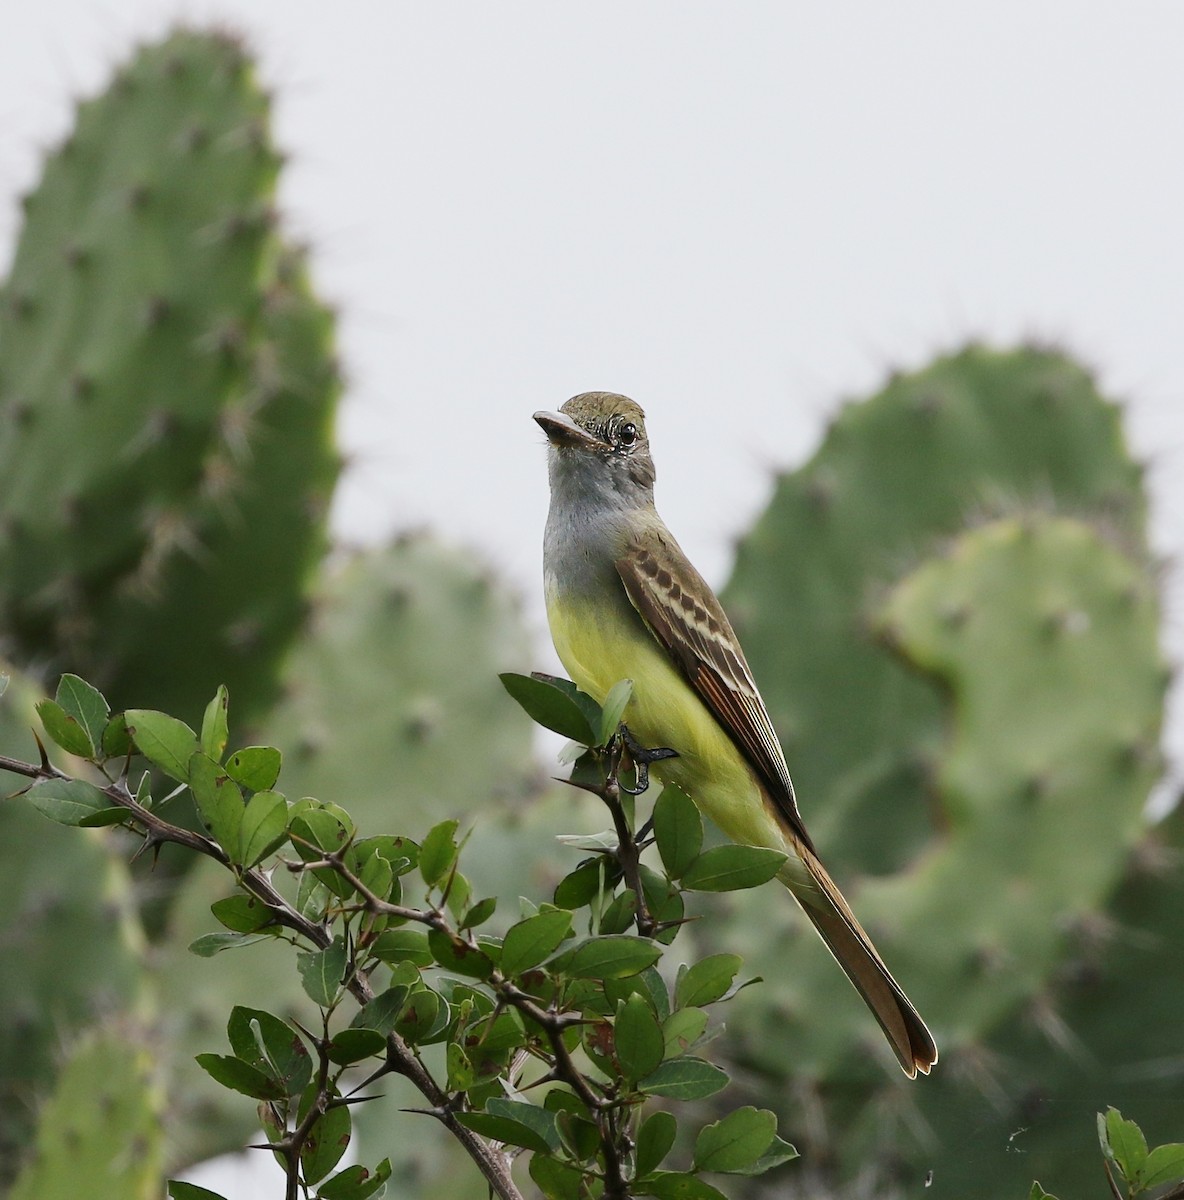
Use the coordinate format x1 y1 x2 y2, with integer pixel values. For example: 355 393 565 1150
543 445 653 599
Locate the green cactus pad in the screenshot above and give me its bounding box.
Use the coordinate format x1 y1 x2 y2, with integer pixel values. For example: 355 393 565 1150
723 344 1146 857
0 29 338 723
720 514 1162 1082
871 515 1162 1035
256 531 539 837
896 807 1184 1200
0 668 146 1186
8 1029 162 1200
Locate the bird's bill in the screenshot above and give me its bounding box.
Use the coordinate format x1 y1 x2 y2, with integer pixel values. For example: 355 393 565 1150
534 410 605 452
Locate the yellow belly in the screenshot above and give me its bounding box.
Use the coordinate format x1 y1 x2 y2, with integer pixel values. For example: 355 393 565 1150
545 588 790 855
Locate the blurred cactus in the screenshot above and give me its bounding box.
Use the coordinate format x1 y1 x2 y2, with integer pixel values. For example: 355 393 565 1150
902 805 1184 1199
0 668 147 1187
8 1028 162 1200
256 533 540 832
708 345 1169 1195
1 19 1177 1200
0 28 340 724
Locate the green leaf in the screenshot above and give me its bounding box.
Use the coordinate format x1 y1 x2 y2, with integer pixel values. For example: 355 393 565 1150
614 993 665 1081
188 751 244 854
446 1041 477 1090
327 1028 388 1066
419 818 459 886
529 1152 585 1200
455 1111 552 1155
200 685 229 760
289 809 355 899
1028 1185 1059 1200
226 1006 312 1097
486 1099 561 1150
238 790 288 867
358 852 395 904
427 928 494 979
680 845 786 892
35 698 95 758
125 709 200 782
188 931 269 957
225 745 282 792
195 1053 285 1100
500 909 574 976
355 834 419 874
662 1007 708 1057
370 928 434 967
639 1056 729 1100
298 937 348 1007
393 987 443 1044
350 986 409 1036
169 1184 229 1200
550 934 661 980
675 954 743 1008
1101 1107 1148 1182
599 888 638 934
636 1110 678 1176
301 1101 351 1184
499 672 598 744
1140 1143 1184 1188
634 1172 728 1199
26 778 123 827
693 1106 777 1173
101 712 132 758
553 859 608 909
316 1158 391 1200
636 965 671 1023
210 895 273 933
465 1008 526 1055
653 785 702 879
55 674 109 749
729 1133 798 1176
461 895 498 930
598 678 634 745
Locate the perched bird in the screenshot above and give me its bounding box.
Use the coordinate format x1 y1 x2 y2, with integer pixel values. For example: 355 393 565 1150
534 392 936 1077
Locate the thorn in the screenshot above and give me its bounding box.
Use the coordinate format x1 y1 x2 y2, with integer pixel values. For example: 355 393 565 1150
32 729 51 772
557 775 602 796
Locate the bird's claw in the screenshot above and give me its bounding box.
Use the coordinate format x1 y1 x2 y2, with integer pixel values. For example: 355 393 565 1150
616 724 678 795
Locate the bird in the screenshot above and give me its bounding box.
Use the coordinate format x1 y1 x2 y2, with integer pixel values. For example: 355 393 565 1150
534 391 936 1077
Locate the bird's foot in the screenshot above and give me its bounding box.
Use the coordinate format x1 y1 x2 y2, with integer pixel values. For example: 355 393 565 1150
616 724 678 795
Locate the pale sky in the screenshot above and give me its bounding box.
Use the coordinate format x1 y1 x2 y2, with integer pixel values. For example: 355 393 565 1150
6 1 1181 753
3 4 1183 1184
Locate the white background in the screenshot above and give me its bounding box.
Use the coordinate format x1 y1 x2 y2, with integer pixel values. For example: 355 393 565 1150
3 3 1183 1193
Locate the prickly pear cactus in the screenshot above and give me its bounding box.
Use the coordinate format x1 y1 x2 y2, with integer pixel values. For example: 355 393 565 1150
0 29 339 723
723 344 1146 857
255 533 540 832
892 803 1184 1200
0 668 147 1187
8 1028 162 1200
720 515 1162 1074
706 346 1166 1194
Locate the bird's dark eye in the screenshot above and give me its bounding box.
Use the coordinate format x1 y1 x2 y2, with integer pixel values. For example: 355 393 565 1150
616 421 638 448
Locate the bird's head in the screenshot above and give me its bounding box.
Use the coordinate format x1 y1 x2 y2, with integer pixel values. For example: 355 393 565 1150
534 392 656 501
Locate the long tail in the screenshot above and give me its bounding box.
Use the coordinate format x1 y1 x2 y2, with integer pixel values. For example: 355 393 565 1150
785 843 937 1077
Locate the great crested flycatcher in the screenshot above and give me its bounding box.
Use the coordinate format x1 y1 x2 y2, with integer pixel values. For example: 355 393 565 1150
535 392 936 1077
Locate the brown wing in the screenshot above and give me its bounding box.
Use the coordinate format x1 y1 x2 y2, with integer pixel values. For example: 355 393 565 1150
616 529 813 851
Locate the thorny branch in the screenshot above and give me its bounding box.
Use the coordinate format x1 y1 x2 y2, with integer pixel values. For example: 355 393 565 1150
0 751 523 1200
